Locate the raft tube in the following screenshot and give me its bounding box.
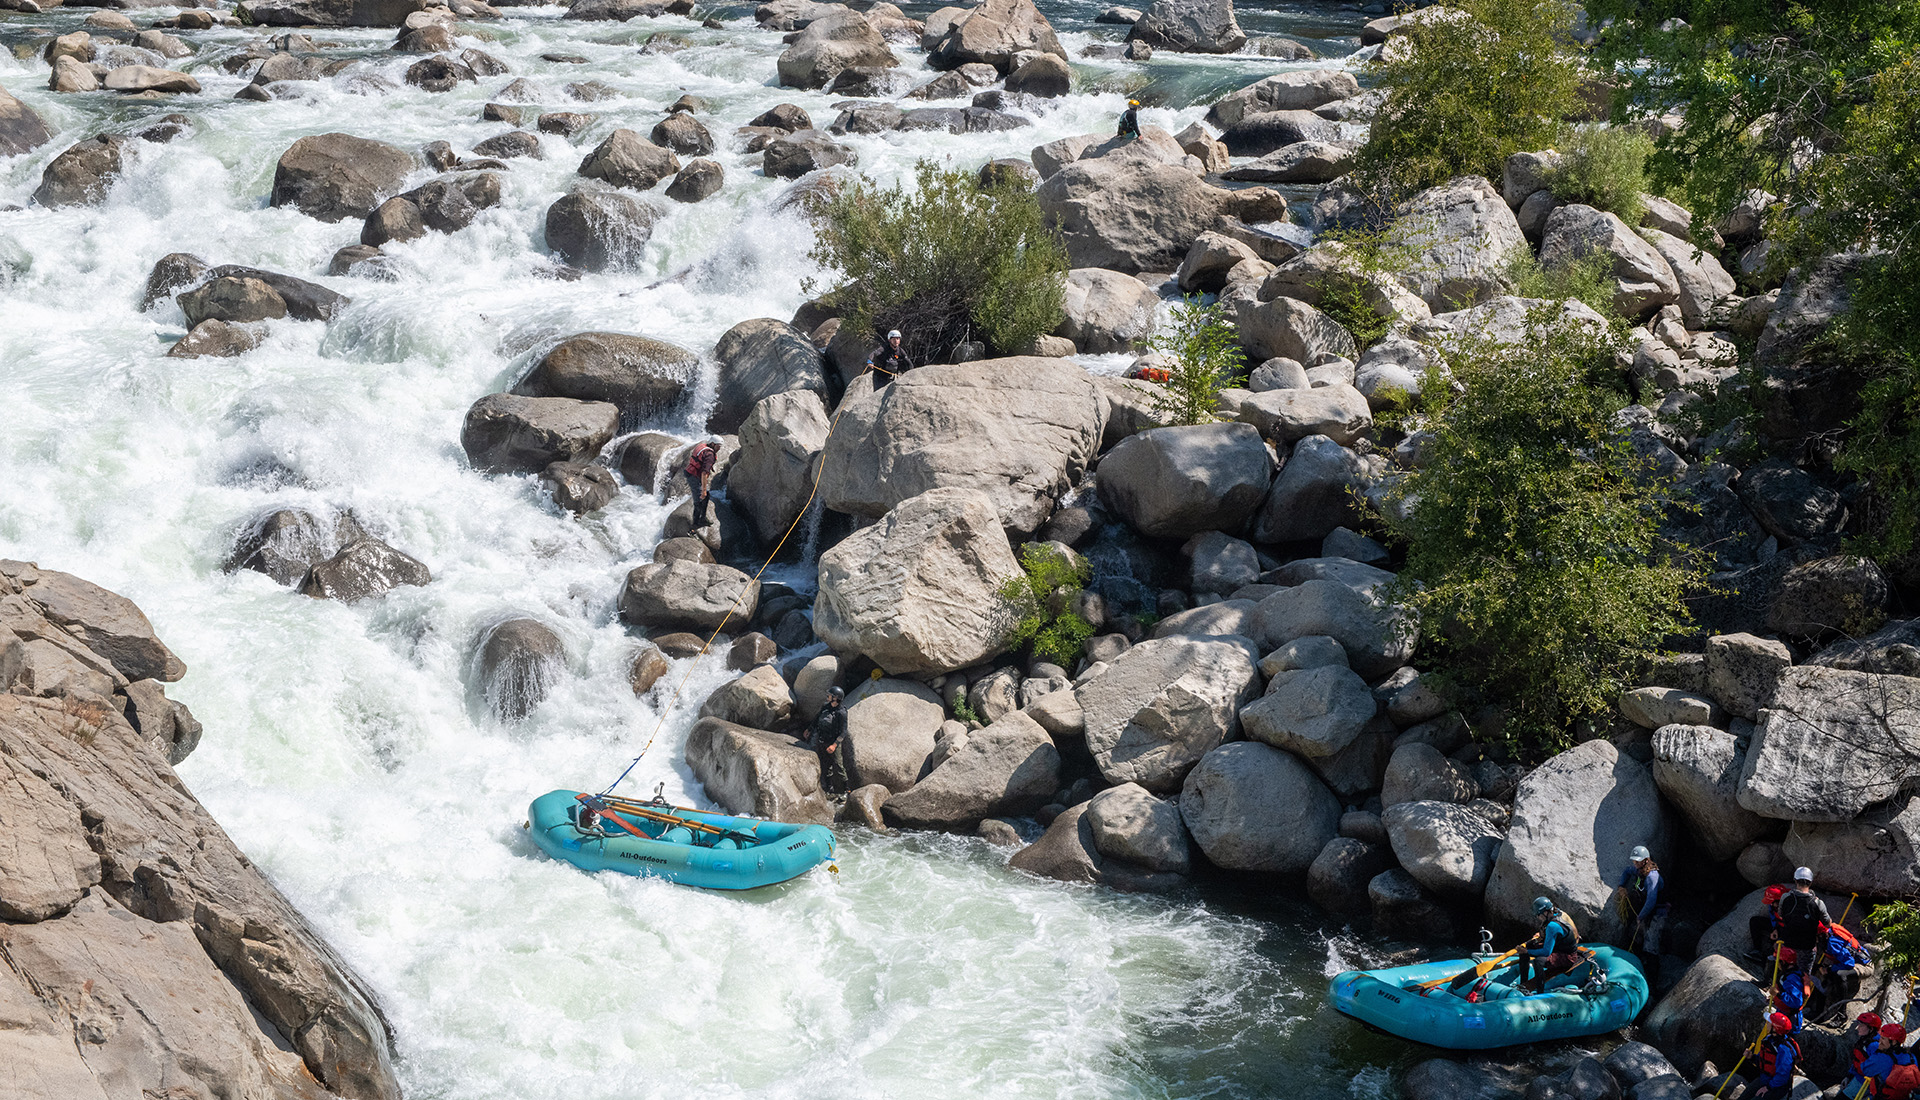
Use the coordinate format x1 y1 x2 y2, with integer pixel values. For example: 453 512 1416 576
527 789 836 891
1327 945 1649 1050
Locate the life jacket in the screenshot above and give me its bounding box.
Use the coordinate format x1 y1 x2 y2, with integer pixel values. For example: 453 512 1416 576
684 443 716 478
1773 969 1810 1015
1779 890 1827 944
1543 911 1581 953
1885 1054 1920 1099
1760 1033 1801 1080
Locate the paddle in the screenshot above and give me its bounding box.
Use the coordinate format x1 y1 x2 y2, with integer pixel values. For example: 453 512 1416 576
577 794 760 845
1414 947 1521 992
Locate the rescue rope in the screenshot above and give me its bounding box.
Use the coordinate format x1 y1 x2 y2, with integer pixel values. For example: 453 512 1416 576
599 363 878 797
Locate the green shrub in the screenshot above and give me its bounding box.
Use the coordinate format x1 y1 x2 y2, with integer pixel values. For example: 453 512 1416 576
805 161 1068 364
1309 230 1425 351
1868 901 1920 975
1384 308 1705 758
1142 296 1247 426
1546 127 1653 225
998 543 1096 669
1355 0 1586 195
1503 245 1625 325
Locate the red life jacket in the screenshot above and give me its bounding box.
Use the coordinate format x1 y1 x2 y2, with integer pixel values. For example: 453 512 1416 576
1886 1056 1920 1100
1761 1034 1801 1079
684 443 716 477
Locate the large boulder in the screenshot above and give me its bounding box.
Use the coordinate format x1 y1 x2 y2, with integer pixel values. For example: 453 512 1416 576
299 538 431 601
1221 141 1355 185
1380 742 1477 806
818 358 1106 535
1218 110 1338 158
1737 665 1920 822
474 618 565 722
1240 664 1377 760
1126 0 1245 53
519 332 698 425
763 130 858 178
1252 435 1376 544
461 394 620 475
1382 177 1526 311
1649 724 1771 861
227 507 367 588
1231 383 1372 446
1057 267 1162 353
1369 868 1459 942
13 570 187 683
1645 228 1736 329
179 277 288 327
1539 203 1680 319
1008 800 1103 883
708 318 830 435
685 717 833 825
729 389 830 544
270 133 415 223
1037 150 1271 273
813 487 1022 675
1085 782 1191 873
842 678 945 792
1206 70 1361 128
617 560 760 633
1767 555 1889 640
1234 295 1358 366
33 135 127 208
1095 423 1274 539
1641 954 1772 1080
883 712 1060 829
926 0 1064 72
779 10 898 88
543 190 656 273
1180 741 1341 873
1076 634 1262 792
1308 836 1394 916
1782 794 1920 896
0 85 53 157
699 665 795 731
1249 578 1415 680
1705 632 1794 721
1484 740 1672 940
1383 800 1503 899
577 129 681 191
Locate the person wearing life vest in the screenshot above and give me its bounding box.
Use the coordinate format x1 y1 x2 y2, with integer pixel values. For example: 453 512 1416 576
1118 99 1140 140
1864 1023 1919 1100
1512 897 1582 992
1778 867 1833 955
1841 1011 1886 1099
1750 1012 1800 1100
866 330 911 383
680 440 718 527
1771 946 1811 1032
803 685 849 796
1614 845 1669 954
1751 883 1789 957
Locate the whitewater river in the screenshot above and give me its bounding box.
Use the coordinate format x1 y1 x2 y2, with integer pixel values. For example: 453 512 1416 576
0 1 1436 1095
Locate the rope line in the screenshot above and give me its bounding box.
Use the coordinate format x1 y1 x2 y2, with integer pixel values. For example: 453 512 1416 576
601 363 882 796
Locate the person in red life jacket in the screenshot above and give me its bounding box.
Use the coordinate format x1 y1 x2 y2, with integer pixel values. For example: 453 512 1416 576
1777 867 1833 955
1842 1012 1886 1100
1771 946 1811 1031
1750 1012 1800 1100
1815 923 1871 1022
1751 883 1789 958
1511 897 1583 993
1865 1024 1920 1100
680 440 717 527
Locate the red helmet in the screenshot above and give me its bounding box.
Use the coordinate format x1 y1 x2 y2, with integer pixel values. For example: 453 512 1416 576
1776 946 1798 967
1771 1012 1793 1033
1764 885 1786 905
1860 1012 1885 1032
1884 1023 1909 1045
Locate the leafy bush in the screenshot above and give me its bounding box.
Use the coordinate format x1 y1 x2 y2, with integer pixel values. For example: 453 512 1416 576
1503 245 1625 324
1547 127 1654 226
1383 309 1705 758
1310 230 1426 351
1355 0 1586 195
998 543 1096 669
805 161 1068 364
1868 901 1920 976
1142 296 1247 426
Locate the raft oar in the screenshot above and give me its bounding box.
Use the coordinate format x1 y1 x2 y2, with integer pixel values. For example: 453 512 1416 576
579 794 759 843
1414 947 1520 992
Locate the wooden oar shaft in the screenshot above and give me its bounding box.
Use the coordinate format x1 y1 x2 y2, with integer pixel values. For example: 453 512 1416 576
1414 947 1519 991
587 795 752 838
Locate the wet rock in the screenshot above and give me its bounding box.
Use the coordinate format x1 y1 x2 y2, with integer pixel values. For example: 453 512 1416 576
33 135 127 208
1085 782 1190 873
685 717 833 824
1308 835 1392 916
328 244 391 278
618 560 760 633
103 66 202 94
475 618 564 721
226 508 367 588
1096 423 1273 539
814 487 1022 675
842 678 944 792
539 111 594 136
778 9 897 89
578 128 681 191
665 158 723 202
543 190 656 272
1008 800 1103 882
749 103 814 132
179 276 288 326
730 389 829 544
167 320 269 359
1404 1059 1511 1100
472 130 543 160
628 643 671 693
883 711 1060 829
299 537 431 601
1077 634 1261 791
49 56 99 93
1369 867 1456 941
1181 741 1339 873
520 332 697 424
461 393 621 474
764 130 858 177
708 317 830 435
1384 799 1503 898
650 112 714 156
540 460 618 514
394 22 453 50
462 48 510 76
270 132 415 223
405 55 477 92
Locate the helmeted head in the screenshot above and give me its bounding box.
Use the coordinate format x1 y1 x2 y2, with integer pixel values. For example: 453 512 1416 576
887 329 902 343
1128 99 1140 107
1858 1011 1885 1036
1885 1023 1909 1046
1764 885 1785 905
1794 866 1814 885
827 686 845 704
1771 1012 1793 1034
1630 845 1650 863
1777 946 1798 968
1533 896 1554 917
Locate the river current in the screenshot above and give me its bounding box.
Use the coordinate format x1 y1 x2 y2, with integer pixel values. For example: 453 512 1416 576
0 2 1424 1095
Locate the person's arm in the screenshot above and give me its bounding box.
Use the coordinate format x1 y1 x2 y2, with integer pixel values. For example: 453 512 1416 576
1638 871 1661 923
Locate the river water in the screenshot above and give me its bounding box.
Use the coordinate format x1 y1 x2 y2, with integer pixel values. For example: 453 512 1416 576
0 2 1436 1096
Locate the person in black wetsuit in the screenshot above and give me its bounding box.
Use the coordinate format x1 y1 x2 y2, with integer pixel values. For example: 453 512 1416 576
867 330 911 383
1118 99 1140 140
805 686 849 796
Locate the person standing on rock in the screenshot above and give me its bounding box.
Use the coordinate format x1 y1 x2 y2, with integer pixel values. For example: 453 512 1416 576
804 685 849 797
678 440 718 527
1778 868 1834 955
1118 98 1140 140
1613 846 1669 955
1749 1012 1800 1100
1511 896 1582 993
866 329 911 384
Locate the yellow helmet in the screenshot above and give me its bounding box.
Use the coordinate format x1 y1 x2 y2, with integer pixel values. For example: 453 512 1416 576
1128 99 1140 106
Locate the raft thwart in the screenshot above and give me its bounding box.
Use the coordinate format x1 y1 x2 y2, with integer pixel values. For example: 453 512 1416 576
1327 944 1649 1049
527 789 836 890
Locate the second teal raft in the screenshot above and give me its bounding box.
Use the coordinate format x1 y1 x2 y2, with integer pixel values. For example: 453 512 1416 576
527 789 837 891
1327 945 1649 1049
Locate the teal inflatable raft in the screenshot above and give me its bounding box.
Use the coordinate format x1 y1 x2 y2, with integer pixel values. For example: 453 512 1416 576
527 790 837 891
1327 945 1649 1050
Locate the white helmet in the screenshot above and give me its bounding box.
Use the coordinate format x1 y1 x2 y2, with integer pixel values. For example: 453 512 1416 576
887 329 902 339
1630 845 1650 862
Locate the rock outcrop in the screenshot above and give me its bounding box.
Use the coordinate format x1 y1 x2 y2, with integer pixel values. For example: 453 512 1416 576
685 717 833 825
1076 634 1262 791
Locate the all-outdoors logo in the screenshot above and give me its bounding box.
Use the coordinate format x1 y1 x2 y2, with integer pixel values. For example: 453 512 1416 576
619 851 670 865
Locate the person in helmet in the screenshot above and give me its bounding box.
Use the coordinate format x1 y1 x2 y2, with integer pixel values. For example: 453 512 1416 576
1749 1012 1800 1100
804 685 850 796
1842 1011 1887 1099
1613 845 1669 956
1777 867 1833 955
1511 896 1582 993
1771 946 1811 1031
1750 883 1789 958
675 440 719 527
1118 98 1141 140
1863 1023 1919 1100
866 329 912 383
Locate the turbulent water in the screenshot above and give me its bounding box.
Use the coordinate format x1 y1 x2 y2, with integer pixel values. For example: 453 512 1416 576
0 2 1428 1096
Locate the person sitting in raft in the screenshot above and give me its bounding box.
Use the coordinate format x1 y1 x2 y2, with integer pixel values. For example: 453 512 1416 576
1748 1012 1800 1100
1118 98 1141 140
1507 896 1582 993
1841 1011 1886 1100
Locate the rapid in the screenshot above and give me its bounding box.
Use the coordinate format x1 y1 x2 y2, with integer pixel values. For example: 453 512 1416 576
0 2 1418 1095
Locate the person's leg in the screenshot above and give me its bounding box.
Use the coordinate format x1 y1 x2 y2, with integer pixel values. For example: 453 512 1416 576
692 484 709 526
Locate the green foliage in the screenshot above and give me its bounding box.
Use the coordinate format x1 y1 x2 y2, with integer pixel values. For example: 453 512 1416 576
1868 901 1920 976
998 543 1096 669
805 161 1068 363
1142 297 1247 426
1546 127 1654 225
1308 230 1420 351
1503 244 1625 324
1384 309 1705 758
1355 0 1587 194
950 693 982 725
